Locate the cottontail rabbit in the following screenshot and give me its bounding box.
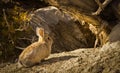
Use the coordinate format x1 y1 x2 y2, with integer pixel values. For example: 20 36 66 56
18 27 53 67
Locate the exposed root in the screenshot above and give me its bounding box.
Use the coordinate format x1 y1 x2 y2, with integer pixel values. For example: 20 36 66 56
94 20 109 48
92 0 112 15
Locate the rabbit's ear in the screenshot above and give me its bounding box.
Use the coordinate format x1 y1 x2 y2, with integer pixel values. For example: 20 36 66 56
36 27 44 38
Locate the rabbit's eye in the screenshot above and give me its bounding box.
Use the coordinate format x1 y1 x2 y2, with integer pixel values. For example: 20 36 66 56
48 37 50 40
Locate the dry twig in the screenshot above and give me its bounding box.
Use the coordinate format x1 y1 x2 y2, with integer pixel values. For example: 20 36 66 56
92 0 113 15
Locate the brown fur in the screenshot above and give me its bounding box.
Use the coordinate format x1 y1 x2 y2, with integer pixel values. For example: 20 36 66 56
18 27 53 67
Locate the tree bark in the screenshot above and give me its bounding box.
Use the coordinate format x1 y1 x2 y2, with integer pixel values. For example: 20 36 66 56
29 6 93 53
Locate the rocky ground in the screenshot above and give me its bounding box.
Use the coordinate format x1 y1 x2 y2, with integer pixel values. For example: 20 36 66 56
0 41 120 73
0 1 120 73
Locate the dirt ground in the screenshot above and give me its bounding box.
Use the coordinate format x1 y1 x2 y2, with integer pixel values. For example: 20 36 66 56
0 42 120 73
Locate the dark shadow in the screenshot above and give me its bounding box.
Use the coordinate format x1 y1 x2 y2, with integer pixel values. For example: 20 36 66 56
38 55 78 66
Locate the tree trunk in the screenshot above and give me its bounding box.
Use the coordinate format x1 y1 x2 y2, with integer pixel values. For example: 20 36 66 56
29 6 95 53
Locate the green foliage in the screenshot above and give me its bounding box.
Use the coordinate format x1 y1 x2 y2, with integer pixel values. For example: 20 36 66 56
0 0 48 61
0 5 32 60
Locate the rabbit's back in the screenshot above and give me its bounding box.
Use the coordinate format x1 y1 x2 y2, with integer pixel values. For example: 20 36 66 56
18 27 53 67
19 42 41 60
19 42 51 67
